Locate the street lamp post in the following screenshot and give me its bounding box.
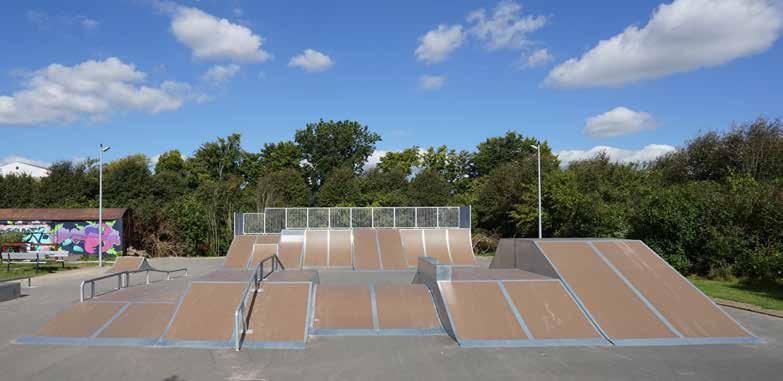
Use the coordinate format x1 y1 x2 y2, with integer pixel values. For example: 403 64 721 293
530 144 542 239
98 144 111 267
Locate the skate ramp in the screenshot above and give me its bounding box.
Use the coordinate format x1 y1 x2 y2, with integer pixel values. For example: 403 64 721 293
160 281 247 347
223 235 257 269
490 239 758 345
436 279 606 347
353 229 381 270
328 230 353 268
303 230 328 268
278 231 305 269
377 229 408 270
109 256 148 273
243 282 312 349
311 284 443 336
249 243 278 269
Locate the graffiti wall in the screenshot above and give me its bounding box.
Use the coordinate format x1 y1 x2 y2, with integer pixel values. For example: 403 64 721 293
0 219 124 255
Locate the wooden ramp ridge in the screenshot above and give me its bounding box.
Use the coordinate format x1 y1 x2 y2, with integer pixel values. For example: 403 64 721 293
490 239 760 346
311 284 444 336
242 282 313 349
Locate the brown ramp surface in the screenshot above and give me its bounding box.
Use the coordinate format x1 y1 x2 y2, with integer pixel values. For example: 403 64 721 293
503 280 604 343
375 284 441 331
424 229 452 265
438 281 527 343
313 285 374 332
163 282 246 344
594 240 752 340
448 229 476 266
110 256 145 273
538 241 676 342
278 235 304 269
353 229 381 270
303 230 328 268
328 230 352 267
400 229 426 267
223 236 256 269
245 282 311 348
255 234 280 244
377 229 408 269
250 244 278 269
33 303 124 337
98 303 176 340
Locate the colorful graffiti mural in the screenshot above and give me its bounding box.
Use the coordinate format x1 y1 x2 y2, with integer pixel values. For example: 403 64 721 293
0 219 123 255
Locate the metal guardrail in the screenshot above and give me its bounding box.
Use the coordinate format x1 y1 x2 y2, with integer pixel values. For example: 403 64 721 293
79 267 188 302
234 254 285 351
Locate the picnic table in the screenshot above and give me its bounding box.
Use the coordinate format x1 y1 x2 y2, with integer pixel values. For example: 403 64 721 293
1 245 72 271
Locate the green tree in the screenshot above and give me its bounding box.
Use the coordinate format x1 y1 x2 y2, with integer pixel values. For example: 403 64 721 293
155 150 185 173
408 169 450 206
474 131 547 177
295 119 381 190
378 147 420 176
316 166 362 206
255 168 310 209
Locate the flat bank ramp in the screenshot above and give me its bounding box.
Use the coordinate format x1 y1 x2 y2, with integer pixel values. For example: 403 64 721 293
224 235 257 269
244 282 312 349
311 284 443 336
437 280 606 347
109 256 147 273
536 240 758 345
160 282 247 347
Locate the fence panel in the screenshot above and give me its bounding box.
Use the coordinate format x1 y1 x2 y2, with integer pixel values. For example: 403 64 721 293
242 213 265 234
330 208 351 228
351 208 373 228
394 207 416 228
286 208 308 229
308 208 330 228
373 208 395 227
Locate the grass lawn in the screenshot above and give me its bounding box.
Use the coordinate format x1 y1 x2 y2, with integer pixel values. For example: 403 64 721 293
690 277 783 311
0 262 97 282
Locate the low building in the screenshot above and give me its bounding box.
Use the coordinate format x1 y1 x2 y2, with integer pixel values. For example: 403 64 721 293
0 161 50 178
0 208 129 256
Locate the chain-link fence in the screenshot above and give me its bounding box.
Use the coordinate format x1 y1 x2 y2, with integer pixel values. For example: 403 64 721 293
235 206 469 234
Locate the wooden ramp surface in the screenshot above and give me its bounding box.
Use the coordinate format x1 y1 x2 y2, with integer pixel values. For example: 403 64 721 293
400 230 426 267
163 282 246 344
278 236 304 270
377 229 408 270
328 230 353 268
593 240 752 340
423 229 451 265
244 282 312 348
447 229 476 266
223 236 257 269
303 230 328 268
109 256 146 273
312 284 443 335
353 229 381 270
437 280 607 347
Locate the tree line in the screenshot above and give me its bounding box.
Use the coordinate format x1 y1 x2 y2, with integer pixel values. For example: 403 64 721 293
1 118 781 281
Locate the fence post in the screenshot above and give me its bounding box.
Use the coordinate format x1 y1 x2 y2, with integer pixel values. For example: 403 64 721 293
350 208 353 229
436 208 440 228
415 208 418 228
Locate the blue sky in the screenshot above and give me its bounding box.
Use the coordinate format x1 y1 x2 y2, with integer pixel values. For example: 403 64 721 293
1 0 782 167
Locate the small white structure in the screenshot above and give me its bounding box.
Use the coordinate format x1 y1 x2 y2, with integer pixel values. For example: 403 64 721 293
0 161 49 178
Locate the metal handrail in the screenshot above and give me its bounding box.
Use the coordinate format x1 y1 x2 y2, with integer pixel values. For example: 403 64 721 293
79 267 188 302
233 254 284 351
1 275 32 287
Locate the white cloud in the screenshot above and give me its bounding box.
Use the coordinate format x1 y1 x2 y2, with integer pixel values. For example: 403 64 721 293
415 24 465 64
201 64 240 84
0 57 204 126
77 16 99 29
546 0 783 88
584 107 656 137
364 150 389 170
170 6 271 62
288 49 334 72
523 48 552 68
419 75 446 90
557 144 675 167
467 0 547 51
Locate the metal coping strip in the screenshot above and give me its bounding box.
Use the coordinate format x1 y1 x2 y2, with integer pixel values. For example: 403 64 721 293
373 229 384 270
369 285 380 331
155 281 193 345
587 241 683 338
532 240 614 345
309 328 444 337
308 283 318 334
636 240 759 340
436 280 461 344
458 338 610 348
89 303 130 339
496 281 534 340
303 282 314 345
444 229 454 265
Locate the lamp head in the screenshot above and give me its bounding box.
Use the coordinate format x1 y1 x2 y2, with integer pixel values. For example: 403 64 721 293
530 144 539 150
100 145 111 152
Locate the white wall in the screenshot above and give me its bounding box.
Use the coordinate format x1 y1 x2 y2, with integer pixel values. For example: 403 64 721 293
0 161 49 178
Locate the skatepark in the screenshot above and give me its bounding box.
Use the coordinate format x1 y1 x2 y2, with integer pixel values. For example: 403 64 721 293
6 207 768 360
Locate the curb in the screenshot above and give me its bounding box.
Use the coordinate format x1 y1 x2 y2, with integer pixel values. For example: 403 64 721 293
714 298 783 319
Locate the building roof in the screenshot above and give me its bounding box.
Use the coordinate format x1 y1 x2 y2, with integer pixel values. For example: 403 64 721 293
0 208 128 221
0 160 50 171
